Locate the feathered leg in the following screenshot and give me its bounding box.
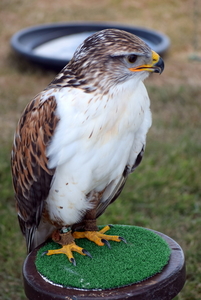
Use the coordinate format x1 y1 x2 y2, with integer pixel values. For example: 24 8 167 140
73 192 126 248
46 191 126 265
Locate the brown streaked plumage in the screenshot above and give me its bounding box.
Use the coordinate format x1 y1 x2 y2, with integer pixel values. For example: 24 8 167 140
11 94 59 250
11 28 164 264
48 29 151 94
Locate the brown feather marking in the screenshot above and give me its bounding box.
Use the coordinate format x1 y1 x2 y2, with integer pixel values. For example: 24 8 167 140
11 93 60 251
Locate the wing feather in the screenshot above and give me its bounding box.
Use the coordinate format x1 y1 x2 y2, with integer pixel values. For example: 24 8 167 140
11 94 59 252
96 146 144 218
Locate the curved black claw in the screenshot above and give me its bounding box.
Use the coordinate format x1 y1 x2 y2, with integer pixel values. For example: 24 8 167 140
41 251 48 256
82 249 93 259
108 224 114 228
119 236 127 244
70 257 76 266
102 239 111 249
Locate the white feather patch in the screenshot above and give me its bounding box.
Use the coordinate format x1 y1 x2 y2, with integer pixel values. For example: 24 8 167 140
46 79 151 225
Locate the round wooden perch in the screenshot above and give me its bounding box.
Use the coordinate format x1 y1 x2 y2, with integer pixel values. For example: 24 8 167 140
23 230 185 300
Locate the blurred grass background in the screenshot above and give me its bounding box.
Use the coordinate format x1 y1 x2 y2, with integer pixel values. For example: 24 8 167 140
0 0 201 299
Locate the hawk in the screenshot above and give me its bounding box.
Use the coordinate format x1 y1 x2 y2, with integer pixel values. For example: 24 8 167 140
11 29 164 265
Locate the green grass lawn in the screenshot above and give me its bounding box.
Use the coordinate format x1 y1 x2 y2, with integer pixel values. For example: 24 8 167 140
0 1 201 299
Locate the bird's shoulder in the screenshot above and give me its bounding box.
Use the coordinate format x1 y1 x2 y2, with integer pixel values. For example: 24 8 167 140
13 90 60 167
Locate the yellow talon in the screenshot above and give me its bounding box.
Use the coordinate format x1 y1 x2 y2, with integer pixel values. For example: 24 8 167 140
46 242 92 266
72 225 124 247
46 225 126 265
99 225 112 234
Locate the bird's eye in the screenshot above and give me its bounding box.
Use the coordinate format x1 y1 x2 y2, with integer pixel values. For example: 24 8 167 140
127 54 137 64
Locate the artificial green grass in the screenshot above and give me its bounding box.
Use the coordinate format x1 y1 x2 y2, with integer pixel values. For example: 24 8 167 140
35 225 171 290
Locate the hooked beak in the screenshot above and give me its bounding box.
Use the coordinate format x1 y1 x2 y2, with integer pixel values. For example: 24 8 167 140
129 50 164 74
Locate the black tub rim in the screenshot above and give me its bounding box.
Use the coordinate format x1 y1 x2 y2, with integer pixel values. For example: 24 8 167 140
10 22 170 70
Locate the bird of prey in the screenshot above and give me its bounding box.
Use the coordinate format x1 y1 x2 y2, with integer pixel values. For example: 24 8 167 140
11 29 164 265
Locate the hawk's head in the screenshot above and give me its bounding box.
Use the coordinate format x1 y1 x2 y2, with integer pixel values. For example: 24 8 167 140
52 29 164 93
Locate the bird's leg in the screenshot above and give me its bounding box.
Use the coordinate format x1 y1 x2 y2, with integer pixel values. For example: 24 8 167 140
46 227 92 266
72 192 126 247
